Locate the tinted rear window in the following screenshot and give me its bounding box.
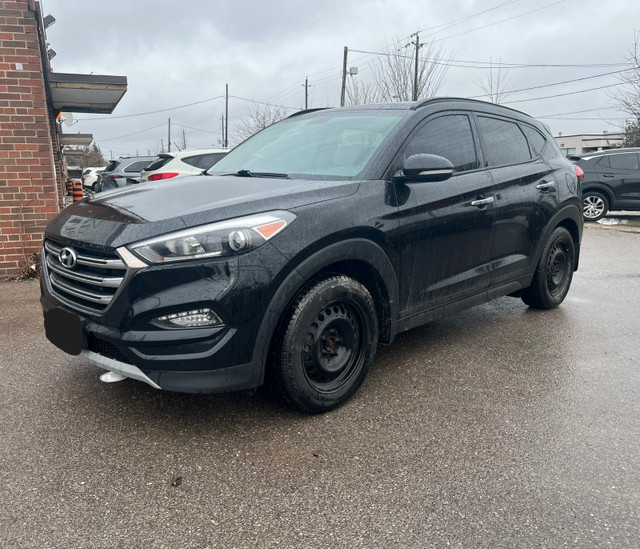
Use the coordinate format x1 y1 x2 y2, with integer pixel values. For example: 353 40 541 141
478 116 532 166
182 153 227 169
104 160 118 172
145 156 173 171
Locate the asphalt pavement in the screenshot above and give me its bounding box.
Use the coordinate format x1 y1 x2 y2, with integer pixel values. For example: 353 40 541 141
0 223 638 548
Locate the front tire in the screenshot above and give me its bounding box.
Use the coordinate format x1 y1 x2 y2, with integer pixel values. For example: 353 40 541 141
275 276 378 413
522 227 575 309
583 191 609 222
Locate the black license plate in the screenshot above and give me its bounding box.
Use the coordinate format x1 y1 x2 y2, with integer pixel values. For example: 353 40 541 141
44 308 83 355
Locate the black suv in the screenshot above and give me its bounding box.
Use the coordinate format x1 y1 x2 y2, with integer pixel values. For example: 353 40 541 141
571 148 640 221
41 99 582 413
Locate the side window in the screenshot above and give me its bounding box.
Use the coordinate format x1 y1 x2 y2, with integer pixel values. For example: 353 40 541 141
596 156 610 168
404 114 479 172
521 125 547 158
609 153 639 170
182 155 205 168
124 160 153 172
183 153 227 169
477 116 532 166
201 153 226 168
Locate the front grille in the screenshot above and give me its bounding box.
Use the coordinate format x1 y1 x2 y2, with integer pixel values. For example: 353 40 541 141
87 333 132 364
43 240 127 315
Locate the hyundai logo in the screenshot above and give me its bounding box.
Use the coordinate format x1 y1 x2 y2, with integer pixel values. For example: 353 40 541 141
59 247 77 269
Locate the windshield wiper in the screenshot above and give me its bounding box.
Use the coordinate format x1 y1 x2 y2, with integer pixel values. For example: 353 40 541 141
219 169 290 179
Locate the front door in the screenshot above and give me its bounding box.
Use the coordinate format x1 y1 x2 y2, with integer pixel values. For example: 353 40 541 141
390 113 496 314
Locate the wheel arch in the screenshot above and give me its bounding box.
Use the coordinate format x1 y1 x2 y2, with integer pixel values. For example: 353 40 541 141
534 203 583 272
252 238 400 385
582 183 614 210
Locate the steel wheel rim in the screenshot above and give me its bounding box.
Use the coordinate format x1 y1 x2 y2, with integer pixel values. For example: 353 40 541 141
546 242 570 296
583 196 604 219
301 301 365 392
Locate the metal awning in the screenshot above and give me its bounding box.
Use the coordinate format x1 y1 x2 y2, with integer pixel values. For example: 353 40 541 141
60 133 93 146
61 149 88 157
48 72 127 114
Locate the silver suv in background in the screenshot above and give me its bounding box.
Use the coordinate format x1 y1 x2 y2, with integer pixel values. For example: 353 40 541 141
94 156 158 192
140 149 229 182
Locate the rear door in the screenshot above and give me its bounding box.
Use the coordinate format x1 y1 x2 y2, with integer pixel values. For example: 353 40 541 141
594 152 640 209
475 115 557 286
391 112 496 313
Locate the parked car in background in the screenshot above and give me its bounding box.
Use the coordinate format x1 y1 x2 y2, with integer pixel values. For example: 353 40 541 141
571 148 640 221
41 99 582 414
82 167 105 190
140 149 229 182
94 156 158 192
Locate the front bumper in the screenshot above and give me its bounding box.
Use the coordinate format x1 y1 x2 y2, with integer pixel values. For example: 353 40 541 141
40 240 286 394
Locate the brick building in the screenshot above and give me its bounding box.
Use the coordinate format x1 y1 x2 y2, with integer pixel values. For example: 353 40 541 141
0 0 126 277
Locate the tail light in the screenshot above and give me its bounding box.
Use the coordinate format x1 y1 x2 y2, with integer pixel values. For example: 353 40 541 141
107 174 120 181
574 165 584 183
148 172 179 181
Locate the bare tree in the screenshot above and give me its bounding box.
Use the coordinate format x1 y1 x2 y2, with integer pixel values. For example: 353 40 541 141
234 103 290 144
476 58 512 104
175 128 188 151
367 38 453 103
614 31 640 119
345 78 381 106
64 143 106 169
611 32 640 146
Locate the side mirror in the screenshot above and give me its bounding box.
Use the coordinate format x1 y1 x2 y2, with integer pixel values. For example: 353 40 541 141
396 153 454 183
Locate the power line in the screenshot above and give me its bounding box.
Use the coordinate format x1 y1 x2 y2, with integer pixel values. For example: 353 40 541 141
538 106 622 117
75 95 224 121
470 68 633 99
97 123 167 142
504 81 634 104
229 95 297 110
348 48 628 70
172 122 218 135
428 0 566 43
410 0 519 38
261 2 520 107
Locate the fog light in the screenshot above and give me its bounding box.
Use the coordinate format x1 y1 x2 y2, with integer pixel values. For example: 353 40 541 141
153 308 222 328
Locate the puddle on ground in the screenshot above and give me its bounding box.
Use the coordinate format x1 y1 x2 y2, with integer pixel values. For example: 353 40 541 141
598 217 640 227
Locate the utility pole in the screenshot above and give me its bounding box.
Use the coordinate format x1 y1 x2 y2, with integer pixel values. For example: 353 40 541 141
304 77 309 110
221 114 225 146
167 118 171 152
225 83 229 148
340 46 348 107
407 32 425 101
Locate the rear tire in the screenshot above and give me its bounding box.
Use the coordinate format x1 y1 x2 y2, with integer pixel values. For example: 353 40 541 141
522 227 575 310
583 191 609 222
275 276 378 414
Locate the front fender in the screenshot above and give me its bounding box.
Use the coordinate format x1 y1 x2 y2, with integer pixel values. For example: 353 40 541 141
250 238 399 384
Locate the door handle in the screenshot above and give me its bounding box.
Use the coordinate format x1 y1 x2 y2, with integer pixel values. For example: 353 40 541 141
536 181 555 190
603 173 615 178
470 196 495 207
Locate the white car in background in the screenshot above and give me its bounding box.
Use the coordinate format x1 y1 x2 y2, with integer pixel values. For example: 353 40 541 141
140 149 229 182
82 166 105 190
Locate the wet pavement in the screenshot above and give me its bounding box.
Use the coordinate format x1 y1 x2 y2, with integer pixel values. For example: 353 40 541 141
0 224 638 548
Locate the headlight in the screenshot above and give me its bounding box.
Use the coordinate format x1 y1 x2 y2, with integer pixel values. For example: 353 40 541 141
129 211 296 263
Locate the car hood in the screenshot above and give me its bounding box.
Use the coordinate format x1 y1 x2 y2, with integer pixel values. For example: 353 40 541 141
45 174 360 249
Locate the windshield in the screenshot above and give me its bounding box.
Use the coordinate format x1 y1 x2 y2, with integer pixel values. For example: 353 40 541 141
208 111 405 180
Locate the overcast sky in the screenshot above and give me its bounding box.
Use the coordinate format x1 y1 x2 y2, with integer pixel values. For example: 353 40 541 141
43 0 640 159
